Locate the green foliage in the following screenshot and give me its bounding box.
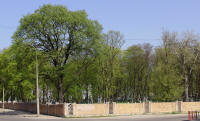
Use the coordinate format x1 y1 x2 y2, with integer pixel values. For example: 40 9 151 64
150 63 183 101
1 4 200 103
12 4 102 103
21 80 35 100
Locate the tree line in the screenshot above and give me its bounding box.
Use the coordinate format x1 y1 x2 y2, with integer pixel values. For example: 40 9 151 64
1 4 200 103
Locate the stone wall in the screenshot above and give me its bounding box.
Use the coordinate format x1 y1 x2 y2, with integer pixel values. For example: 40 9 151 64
0 102 66 117
73 103 108 116
182 102 200 112
114 103 144 115
1 101 200 117
151 102 177 113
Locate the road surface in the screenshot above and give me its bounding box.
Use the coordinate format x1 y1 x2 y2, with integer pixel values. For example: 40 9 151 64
0 108 189 121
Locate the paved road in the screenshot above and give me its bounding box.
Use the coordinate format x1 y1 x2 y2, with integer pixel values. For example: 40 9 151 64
0 109 189 121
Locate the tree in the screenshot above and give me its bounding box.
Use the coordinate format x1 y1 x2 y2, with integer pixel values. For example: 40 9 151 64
122 43 153 102
150 47 183 101
96 30 125 102
13 4 102 103
161 31 200 101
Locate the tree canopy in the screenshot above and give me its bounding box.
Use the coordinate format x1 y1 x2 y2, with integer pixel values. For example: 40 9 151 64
1 4 200 103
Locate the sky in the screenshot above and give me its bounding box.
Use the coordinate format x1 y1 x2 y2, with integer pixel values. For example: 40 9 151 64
1 0 200 49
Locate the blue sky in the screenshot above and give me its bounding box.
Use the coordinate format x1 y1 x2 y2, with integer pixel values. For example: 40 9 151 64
1 0 200 49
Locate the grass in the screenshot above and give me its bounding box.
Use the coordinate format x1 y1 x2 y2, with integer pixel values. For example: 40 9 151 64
64 112 186 118
65 115 116 118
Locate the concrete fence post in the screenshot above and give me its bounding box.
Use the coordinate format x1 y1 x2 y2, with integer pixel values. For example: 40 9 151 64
13 101 16 110
55 104 57 116
106 102 109 115
175 101 178 112
63 103 67 117
11 101 14 110
177 101 182 112
47 103 49 115
149 101 152 113
112 102 116 115
108 102 115 115
46 104 48 115
143 102 145 113
72 103 76 116
144 101 151 113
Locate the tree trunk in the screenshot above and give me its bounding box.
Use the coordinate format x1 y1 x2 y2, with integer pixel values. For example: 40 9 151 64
185 73 189 101
58 76 63 103
85 86 89 103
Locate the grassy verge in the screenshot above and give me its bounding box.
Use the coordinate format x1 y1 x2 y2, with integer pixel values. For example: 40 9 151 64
65 112 187 118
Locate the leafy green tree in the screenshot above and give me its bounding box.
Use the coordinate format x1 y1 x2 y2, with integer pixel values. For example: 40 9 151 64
150 46 183 101
121 44 152 102
96 30 124 102
161 31 200 101
13 4 102 103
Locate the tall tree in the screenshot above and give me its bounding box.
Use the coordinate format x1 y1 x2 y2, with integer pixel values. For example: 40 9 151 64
13 4 102 102
97 30 124 102
122 44 153 102
162 31 200 101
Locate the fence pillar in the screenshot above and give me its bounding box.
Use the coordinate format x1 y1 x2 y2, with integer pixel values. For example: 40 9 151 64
112 102 116 115
144 101 151 113
72 103 76 116
11 101 14 110
149 101 152 113
106 102 109 115
143 102 145 113
177 101 182 112
63 103 68 117
108 102 115 115
46 103 48 115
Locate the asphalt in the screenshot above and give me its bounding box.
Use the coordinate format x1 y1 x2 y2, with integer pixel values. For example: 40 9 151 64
0 108 190 121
